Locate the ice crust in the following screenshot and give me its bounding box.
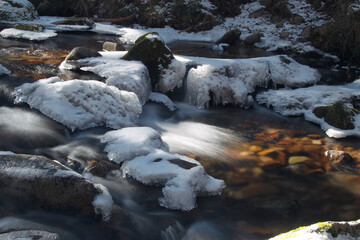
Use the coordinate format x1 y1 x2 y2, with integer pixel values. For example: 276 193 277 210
185 55 320 108
0 28 57 41
93 183 114 222
102 127 225 211
158 58 187 93
81 55 151 104
256 80 360 138
14 77 142 131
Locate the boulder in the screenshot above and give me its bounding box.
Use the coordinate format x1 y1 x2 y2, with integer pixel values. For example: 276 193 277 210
325 150 358 175
301 25 313 39
0 154 113 221
249 8 266 18
0 230 60 240
280 31 289 39
313 102 358 130
0 0 39 21
122 32 174 91
102 41 126 51
290 14 305 25
215 28 241 45
244 32 263 45
65 47 101 61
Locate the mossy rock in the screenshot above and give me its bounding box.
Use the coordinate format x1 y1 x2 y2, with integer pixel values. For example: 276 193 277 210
215 28 241 45
313 102 358 130
65 47 101 61
53 18 95 27
14 24 45 32
122 32 174 90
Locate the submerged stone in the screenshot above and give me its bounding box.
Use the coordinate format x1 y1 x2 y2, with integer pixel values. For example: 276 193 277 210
313 102 358 130
325 150 358 175
122 32 174 91
102 41 126 51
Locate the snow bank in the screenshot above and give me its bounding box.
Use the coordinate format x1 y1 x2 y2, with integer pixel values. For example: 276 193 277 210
0 64 10 76
257 80 360 138
184 55 320 108
148 92 176 111
102 127 225 211
14 77 142 131
81 54 151 104
0 28 57 41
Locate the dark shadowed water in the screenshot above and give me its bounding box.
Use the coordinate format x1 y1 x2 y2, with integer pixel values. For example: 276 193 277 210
0 31 359 240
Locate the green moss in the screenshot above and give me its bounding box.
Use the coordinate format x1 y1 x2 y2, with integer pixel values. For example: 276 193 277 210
122 32 174 90
53 18 95 27
317 222 338 237
14 24 45 32
274 225 309 239
313 102 357 130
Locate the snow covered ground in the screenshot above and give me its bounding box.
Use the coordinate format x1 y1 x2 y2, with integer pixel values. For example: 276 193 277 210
102 127 225 211
257 80 360 138
14 77 142 131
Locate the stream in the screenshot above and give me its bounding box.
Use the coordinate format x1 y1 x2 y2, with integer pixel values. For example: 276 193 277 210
0 31 360 240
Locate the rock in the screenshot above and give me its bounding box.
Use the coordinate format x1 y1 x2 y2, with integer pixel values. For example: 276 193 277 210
280 31 289 39
0 64 10 76
325 150 358 175
313 102 358 130
0 230 60 240
244 32 263 45
85 160 119 177
215 28 241 45
249 8 266 18
65 47 101 61
288 156 311 164
269 219 360 239
0 154 113 220
290 14 305 25
102 41 126 51
14 24 45 32
266 0 292 23
301 25 312 39
0 0 39 21
53 18 95 29
122 32 174 91
276 22 284 28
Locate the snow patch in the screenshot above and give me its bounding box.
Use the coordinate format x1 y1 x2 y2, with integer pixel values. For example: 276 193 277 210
158 58 187 93
0 28 57 41
148 92 176 111
256 80 360 138
14 77 142 131
93 183 113 222
184 55 320 108
81 55 151 104
102 127 225 211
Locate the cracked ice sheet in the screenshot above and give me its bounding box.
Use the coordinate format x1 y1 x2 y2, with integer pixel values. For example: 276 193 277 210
102 127 225 211
14 77 141 131
256 80 360 138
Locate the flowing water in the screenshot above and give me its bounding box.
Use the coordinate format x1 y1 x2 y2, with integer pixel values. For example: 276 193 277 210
0 31 360 240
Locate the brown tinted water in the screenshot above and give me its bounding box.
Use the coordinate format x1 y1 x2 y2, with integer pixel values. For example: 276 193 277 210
0 32 359 240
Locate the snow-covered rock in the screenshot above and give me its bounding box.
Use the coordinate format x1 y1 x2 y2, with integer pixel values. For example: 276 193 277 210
0 64 10 76
102 127 225 211
256 80 360 138
81 54 152 104
158 58 187 94
0 154 113 221
0 28 57 41
0 0 38 21
148 92 176 111
185 55 320 108
269 219 360 240
14 77 142 131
